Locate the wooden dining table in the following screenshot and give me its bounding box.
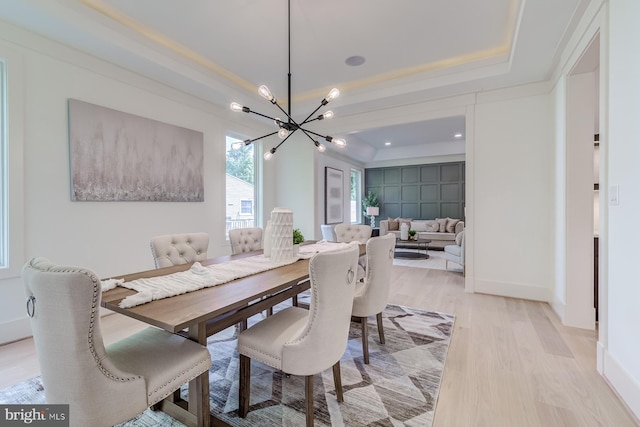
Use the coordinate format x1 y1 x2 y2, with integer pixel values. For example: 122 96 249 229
100 244 365 427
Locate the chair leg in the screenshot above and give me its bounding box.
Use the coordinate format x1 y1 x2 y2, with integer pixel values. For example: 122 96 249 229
305 375 314 427
292 295 298 307
445 259 449 269
376 312 385 344
361 316 369 364
239 354 251 418
332 361 344 403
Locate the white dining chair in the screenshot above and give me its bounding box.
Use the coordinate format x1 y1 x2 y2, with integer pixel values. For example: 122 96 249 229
229 227 263 254
334 223 372 280
237 243 360 427
22 257 211 427
351 233 396 364
149 232 209 268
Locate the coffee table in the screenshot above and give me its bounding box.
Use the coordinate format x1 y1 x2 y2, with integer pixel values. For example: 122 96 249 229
395 238 431 259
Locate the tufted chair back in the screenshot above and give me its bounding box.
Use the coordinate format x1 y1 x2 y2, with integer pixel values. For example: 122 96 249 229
229 227 263 254
335 224 372 244
150 232 209 268
351 233 396 363
320 224 337 242
353 233 397 318
22 257 211 427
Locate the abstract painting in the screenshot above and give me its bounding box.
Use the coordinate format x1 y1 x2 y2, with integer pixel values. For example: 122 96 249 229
68 99 204 201
325 166 344 224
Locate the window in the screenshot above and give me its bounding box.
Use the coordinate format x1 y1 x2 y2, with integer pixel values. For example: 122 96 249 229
240 199 253 215
0 60 6 269
350 169 362 224
226 135 256 236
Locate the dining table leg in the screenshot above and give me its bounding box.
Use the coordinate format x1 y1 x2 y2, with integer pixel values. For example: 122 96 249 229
188 323 211 427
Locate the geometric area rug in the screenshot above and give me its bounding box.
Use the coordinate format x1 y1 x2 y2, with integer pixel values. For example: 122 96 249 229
0 304 455 427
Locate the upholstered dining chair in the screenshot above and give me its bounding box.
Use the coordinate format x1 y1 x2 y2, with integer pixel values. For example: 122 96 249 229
237 243 360 427
320 224 337 242
334 223 372 244
351 233 396 364
22 257 212 427
229 227 263 254
444 230 465 275
334 223 372 280
149 232 209 268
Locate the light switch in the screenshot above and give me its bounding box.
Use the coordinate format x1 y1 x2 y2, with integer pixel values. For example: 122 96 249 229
609 185 619 206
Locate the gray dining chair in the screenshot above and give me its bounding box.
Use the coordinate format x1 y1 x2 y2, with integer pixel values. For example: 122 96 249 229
22 257 211 427
237 243 360 427
351 233 396 364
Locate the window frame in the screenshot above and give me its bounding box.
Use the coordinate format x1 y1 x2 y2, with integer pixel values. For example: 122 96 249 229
225 134 258 239
350 169 363 224
0 47 25 280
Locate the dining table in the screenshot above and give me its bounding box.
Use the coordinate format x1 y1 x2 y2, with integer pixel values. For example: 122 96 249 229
100 243 365 427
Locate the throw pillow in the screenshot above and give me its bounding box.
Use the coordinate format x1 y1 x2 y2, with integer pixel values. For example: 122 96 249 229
387 217 399 231
425 220 439 232
446 218 460 233
410 221 427 232
396 217 413 228
455 231 464 245
435 218 448 232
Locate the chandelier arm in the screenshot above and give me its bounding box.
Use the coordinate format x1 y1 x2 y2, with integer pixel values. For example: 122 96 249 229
298 127 321 145
271 129 295 152
248 109 279 122
249 131 279 143
300 128 330 140
300 103 325 125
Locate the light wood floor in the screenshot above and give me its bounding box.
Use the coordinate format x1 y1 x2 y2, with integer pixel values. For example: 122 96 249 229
1 265 637 426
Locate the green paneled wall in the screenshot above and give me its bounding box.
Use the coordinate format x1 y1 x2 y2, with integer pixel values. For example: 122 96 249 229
365 162 465 221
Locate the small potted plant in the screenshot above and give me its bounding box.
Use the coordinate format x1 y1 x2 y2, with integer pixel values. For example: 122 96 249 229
293 228 304 256
408 229 417 240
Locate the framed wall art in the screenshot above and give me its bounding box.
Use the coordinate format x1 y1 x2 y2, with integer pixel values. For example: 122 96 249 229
324 167 344 224
68 99 204 201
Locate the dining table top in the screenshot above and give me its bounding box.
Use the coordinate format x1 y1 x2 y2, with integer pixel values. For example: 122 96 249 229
100 243 365 334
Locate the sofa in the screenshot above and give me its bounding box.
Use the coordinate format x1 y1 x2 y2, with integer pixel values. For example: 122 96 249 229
379 217 464 249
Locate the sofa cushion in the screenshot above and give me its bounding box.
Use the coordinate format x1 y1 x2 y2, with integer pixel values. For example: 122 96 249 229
446 218 460 233
425 220 439 232
435 218 448 232
387 217 399 231
410 221 427 232
416 231 456 241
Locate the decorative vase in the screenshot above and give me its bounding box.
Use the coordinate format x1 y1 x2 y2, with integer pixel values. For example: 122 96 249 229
263 220 273 257
293 244 300 257
400 223 409 240
270 207 294 262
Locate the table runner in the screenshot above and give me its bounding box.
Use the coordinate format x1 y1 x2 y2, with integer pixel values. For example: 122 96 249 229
103 241 350 308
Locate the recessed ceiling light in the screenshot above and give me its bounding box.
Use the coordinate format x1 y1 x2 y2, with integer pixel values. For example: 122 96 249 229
345 56 366 66
384 141 392 146
454 133 463 138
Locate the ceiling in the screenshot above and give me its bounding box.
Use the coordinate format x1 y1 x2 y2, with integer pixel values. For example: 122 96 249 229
0 0 589 164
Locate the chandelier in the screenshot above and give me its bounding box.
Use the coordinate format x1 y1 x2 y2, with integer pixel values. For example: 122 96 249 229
229 0 346 160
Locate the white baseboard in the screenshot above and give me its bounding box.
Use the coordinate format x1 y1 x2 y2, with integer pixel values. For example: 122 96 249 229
604 349 640 420
0 317 32 345
474 279 550 301
550 294 566 322
597 341 605 374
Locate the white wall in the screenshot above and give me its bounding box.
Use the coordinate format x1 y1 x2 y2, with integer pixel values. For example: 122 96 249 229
472 88 553 301
564 71 596 329
604 0 640 418
315 154 365 239
0 22 271 344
